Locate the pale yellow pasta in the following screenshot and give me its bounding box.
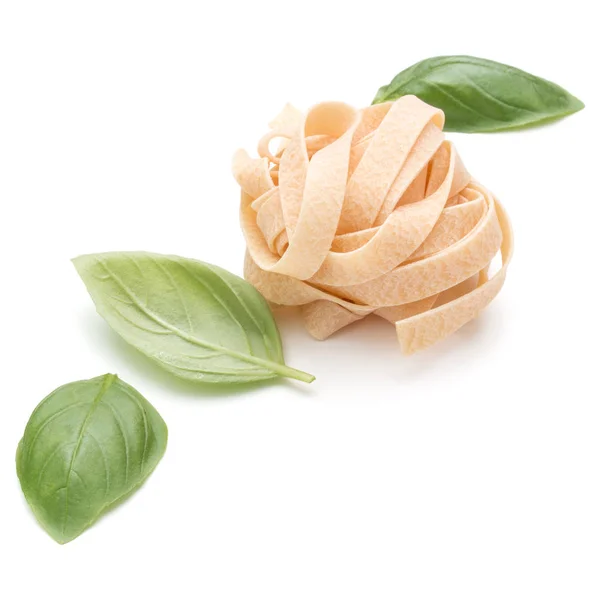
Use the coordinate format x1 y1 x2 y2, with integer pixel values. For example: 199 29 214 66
233 96 513 354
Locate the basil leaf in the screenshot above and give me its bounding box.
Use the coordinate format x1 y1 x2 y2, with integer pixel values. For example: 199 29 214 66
373 55 584 132
17 374 168 544
73 252 314 384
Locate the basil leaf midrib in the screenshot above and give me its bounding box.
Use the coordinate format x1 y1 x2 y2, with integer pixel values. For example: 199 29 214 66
61 373 116 533
373 55 584 132
97 258 286 374
73 252 315 384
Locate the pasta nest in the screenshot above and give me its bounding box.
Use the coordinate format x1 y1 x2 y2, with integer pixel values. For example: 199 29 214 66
233 96 513 353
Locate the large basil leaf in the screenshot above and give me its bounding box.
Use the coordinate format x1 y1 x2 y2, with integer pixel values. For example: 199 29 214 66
73 252 314 384
373 55 584 132
17 374 168 544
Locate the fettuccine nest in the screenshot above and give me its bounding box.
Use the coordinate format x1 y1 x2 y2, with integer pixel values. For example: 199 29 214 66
233 96 513 354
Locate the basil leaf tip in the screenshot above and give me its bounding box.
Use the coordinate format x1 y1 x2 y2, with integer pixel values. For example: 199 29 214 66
373 55 584 133
72 252 315 385
17 374 168 544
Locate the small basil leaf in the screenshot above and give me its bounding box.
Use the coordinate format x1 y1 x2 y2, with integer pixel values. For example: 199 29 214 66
373 55 584 132
73 252 314 384
17 374 168 544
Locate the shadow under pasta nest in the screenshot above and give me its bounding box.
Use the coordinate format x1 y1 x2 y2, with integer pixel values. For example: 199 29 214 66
273 304 504 386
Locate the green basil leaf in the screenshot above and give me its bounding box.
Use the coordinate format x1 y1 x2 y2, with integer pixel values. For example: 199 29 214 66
372 55 584 132
73 252 314 384
17 374 168 544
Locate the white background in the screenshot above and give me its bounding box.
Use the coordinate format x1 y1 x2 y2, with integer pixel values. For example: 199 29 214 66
0 1 598 598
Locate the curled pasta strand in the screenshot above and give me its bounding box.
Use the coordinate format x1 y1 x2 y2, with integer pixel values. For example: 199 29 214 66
233 96 513 354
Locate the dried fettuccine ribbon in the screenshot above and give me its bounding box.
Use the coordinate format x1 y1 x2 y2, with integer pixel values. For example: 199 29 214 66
232 96 513 354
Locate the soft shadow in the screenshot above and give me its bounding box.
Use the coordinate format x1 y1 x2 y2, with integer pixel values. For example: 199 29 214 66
78 312 316 401
387 308 504 384
271 305 504 388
